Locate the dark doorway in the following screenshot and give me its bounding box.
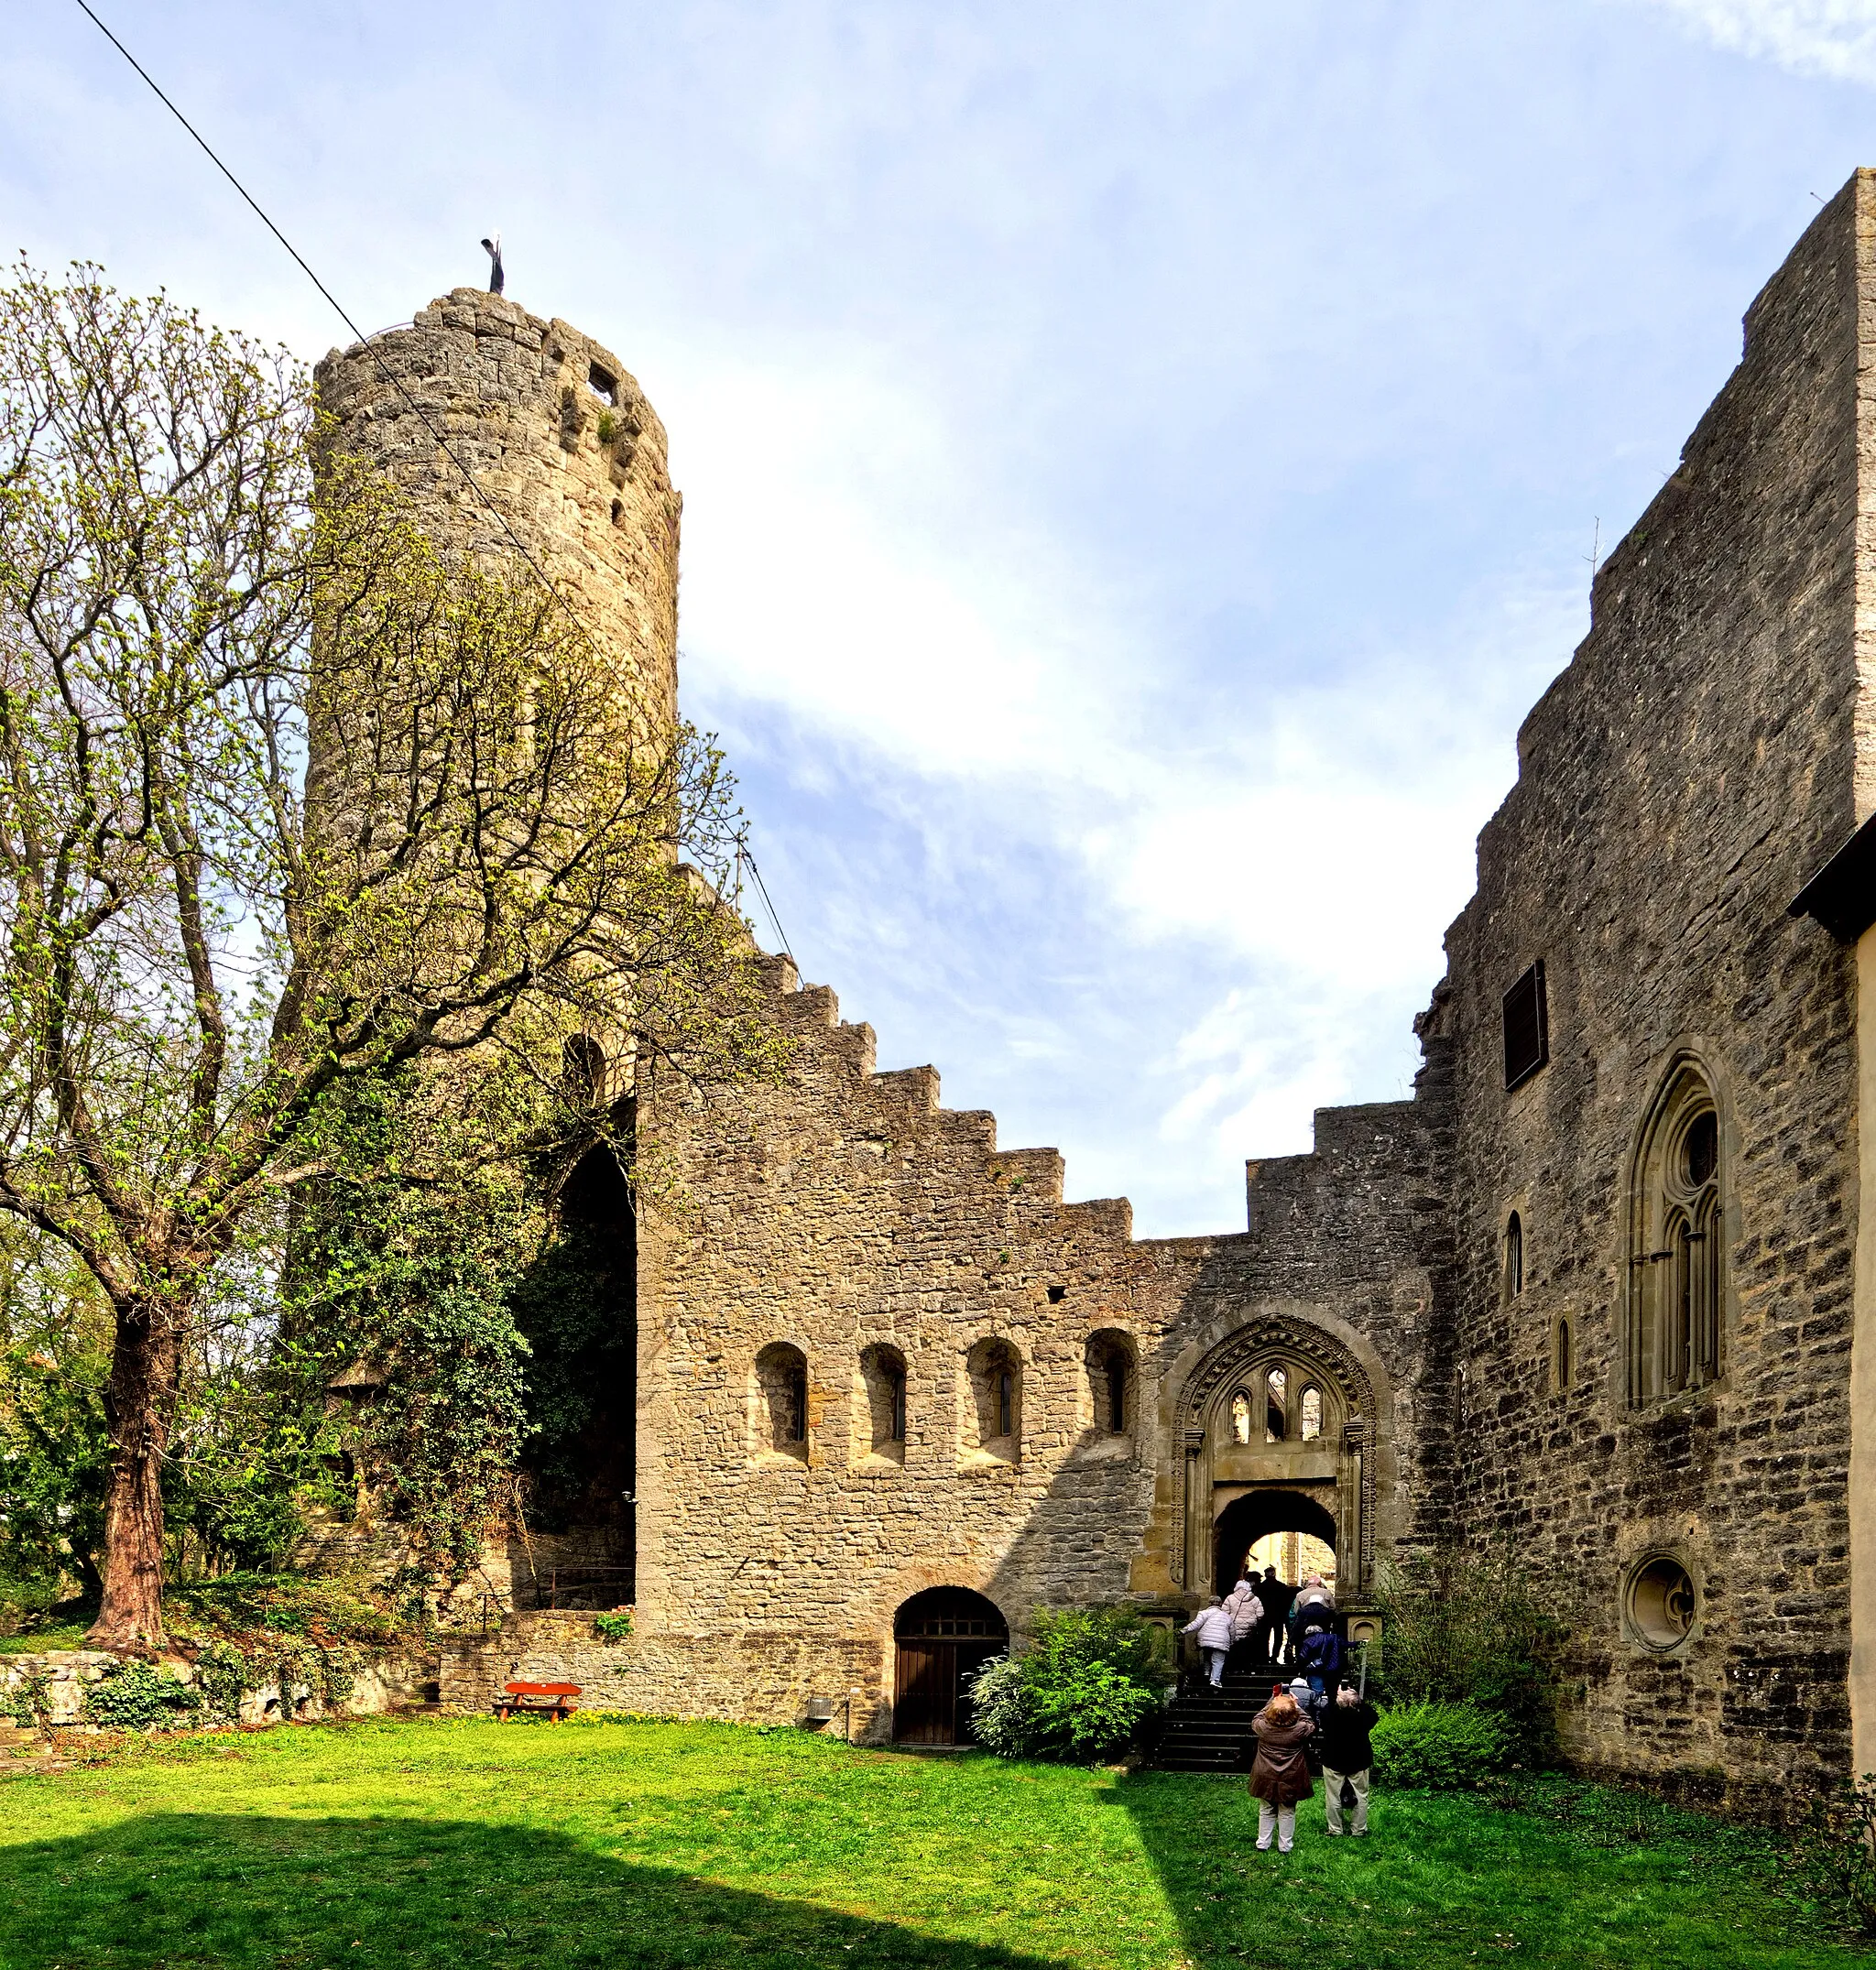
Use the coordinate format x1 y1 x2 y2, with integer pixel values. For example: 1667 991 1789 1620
510 1127 638 1588
892 1588 1009 1746
1213 1488 1336 1595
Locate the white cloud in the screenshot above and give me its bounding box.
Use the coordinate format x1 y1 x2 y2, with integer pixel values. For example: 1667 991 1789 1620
1631 0 1876 82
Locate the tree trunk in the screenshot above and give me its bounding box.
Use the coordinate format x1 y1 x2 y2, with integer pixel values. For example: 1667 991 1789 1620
87 1296 183 1651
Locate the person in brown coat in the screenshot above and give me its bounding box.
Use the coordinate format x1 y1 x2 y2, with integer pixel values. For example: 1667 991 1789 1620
1248 1687 1314 1853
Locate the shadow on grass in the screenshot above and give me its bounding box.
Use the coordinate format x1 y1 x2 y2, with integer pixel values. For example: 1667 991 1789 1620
0 1810 1065 1970
1113 1769 1843 1970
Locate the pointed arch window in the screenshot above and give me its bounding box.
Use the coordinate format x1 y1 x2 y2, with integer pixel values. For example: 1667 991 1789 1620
1264 1367 1287 1442
1629 1064 1726 1406
1230 1389 1252 1444
1299 1386 1323 1442
1503 1211 1523 1301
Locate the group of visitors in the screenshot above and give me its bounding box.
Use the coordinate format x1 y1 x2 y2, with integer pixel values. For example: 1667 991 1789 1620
1181 1567 1340 1689
1181 1566 1378 1855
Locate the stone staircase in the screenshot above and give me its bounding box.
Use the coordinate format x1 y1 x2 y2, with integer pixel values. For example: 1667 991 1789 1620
1149 1666 1285 1773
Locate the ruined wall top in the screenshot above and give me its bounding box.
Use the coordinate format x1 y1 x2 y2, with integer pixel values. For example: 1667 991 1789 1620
314 288 681 731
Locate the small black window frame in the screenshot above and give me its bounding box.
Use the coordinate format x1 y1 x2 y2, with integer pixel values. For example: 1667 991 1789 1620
1502 961 1549 1092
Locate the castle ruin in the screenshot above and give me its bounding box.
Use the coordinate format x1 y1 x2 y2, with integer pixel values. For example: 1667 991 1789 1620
314 169 1876 1806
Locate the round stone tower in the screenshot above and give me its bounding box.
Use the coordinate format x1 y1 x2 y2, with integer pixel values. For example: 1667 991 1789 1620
314 288 680 729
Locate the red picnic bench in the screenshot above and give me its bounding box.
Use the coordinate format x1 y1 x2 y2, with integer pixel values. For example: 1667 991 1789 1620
495 1681 581 1722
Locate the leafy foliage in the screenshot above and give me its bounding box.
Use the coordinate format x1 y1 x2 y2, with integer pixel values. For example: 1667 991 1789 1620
1370 1697 1512 1789
594 1611 634 1642
971 1607 1170 1763
0 263 784 1643
0 1661 50 1727
82 1660 202 1730
1783 1772 1876 1937
1371 1543 1562 1763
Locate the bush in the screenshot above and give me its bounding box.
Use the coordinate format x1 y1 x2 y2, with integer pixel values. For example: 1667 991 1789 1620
0 1573 60 1639
83 1660 202 1731
1372 1544 1562 1763
969 1606 1169 1764
594 1610 633 1643
1783 1773 1876 1937
1371 1697 1512 1789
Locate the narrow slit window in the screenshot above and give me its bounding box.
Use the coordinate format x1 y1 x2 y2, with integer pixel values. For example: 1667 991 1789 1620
1299 1386 1323 1442
1265 1367 1287 1443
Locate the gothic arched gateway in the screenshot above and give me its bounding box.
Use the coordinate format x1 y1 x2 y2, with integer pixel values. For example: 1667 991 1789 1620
1173 1317 1380 1601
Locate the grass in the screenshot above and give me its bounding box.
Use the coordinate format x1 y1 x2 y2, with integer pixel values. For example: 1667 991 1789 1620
0 1621 86 1654
0 1716 1860 1969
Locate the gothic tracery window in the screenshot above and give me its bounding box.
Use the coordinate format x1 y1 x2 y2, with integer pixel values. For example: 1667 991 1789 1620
1230 1389 1252 1444
1629 1063 1726 1406
1265 1367 1287 1442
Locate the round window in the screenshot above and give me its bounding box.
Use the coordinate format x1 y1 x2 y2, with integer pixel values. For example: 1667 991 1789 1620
1627 1556 1696 1649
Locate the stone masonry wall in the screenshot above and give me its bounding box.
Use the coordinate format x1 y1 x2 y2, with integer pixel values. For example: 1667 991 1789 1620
626 952 1453 1741
314 288 680 730
1432 171 1876 1802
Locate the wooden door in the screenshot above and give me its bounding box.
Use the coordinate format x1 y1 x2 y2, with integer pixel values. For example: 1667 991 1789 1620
892 1588 1009 1745
894 1639 956 1745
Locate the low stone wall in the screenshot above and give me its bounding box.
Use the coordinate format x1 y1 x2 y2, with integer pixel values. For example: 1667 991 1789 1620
439 1612 890 1740
0 1647 430 1732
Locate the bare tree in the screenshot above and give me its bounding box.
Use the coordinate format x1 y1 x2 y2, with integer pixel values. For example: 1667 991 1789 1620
0 265 777 1649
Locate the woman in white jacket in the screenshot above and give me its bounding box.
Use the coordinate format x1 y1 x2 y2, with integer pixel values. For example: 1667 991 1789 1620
1182 1597 1236 1690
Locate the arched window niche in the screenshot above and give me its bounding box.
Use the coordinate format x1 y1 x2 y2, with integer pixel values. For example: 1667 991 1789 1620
1628 1057 1728 1407
1085 1329 1137 1436
753 1343 810 1462
859 1343 908 1464
1503 1211 1524 1301
965 1337 1022 1464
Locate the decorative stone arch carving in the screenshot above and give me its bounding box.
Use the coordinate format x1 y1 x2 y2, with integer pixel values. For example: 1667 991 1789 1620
1172 1314 1380 1596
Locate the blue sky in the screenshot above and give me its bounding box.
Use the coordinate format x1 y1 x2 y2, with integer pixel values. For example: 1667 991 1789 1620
6 0 1875 1234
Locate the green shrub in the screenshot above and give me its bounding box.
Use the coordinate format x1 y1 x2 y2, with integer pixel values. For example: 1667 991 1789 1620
969 1606 1169 1764
83 1660 202 1731
1371 1697 1511 1789
594 1610 633 1643
1783 1772 1876 1937
1372 1544 1563 1764
0 1574 60 1639
168 1571 398 1649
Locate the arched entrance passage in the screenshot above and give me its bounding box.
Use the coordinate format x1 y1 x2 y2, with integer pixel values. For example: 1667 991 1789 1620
892 1588 1008 1746
1214 1488 1336 1594
1172 1315 1382 1599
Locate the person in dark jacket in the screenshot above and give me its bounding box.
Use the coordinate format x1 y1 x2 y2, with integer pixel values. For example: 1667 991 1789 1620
1248 1687 1314 1853
1316 1677 1377 1836
1257 1568 1295 1668
1295 1622 1346 1700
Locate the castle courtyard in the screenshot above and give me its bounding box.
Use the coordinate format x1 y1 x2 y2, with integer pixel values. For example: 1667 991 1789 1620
0 1716 1848 1970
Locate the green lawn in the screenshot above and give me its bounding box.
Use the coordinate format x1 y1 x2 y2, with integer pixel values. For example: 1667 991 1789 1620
0 1717 1857 1969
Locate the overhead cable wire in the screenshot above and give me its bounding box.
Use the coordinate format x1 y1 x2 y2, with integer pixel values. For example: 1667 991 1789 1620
741 847 795 962
71 0 589 648
69 0 805 965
